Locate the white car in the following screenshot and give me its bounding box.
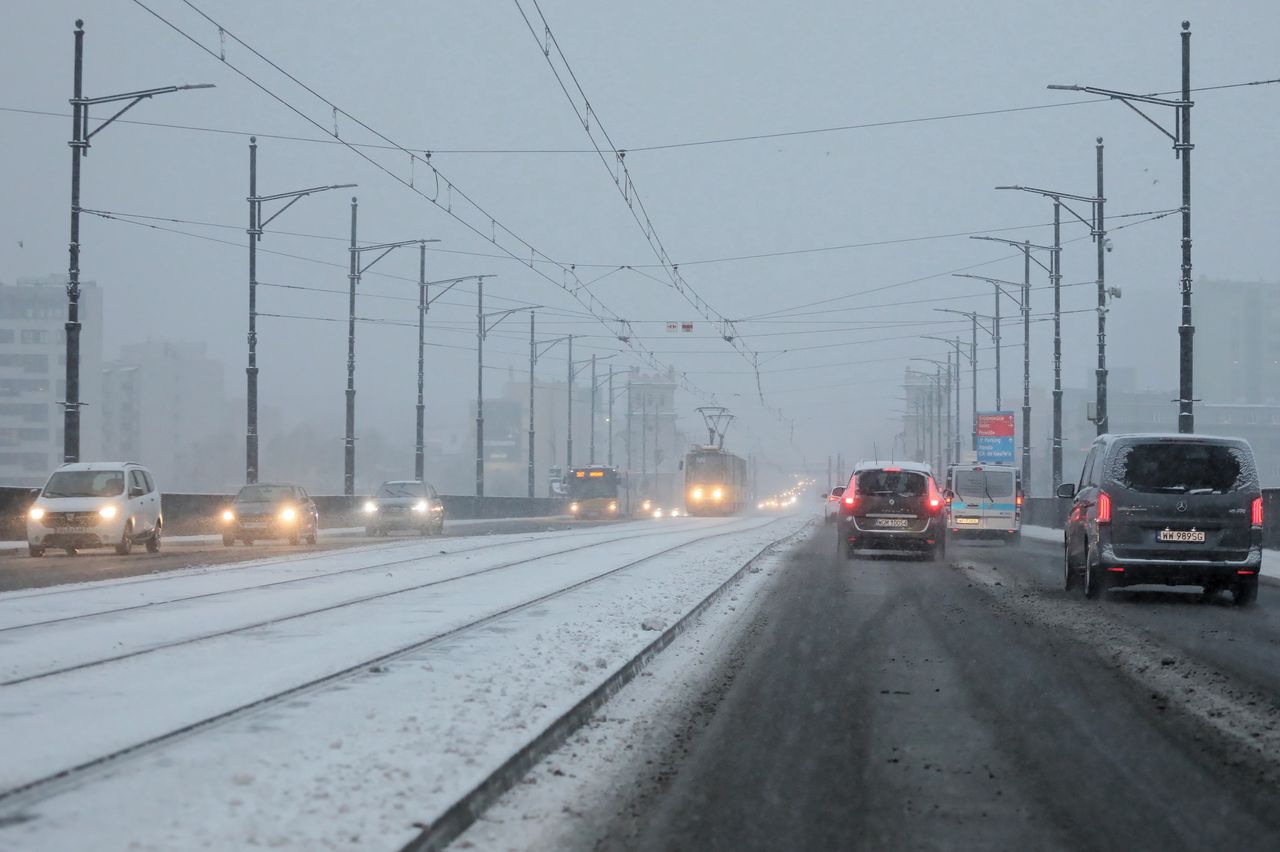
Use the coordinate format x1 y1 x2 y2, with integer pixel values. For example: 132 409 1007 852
27 462 163 557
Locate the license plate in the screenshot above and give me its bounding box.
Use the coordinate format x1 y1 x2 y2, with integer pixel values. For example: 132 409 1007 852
874 518 910 528
1158 529 1205 543
955 517 981 526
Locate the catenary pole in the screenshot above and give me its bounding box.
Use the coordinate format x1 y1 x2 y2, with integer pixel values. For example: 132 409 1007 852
1096 137 1108 435
1052 201 1064 491
475 276 485 496
246 137 259 482
527 311 536 497
344 197 358 496
415 241 427 480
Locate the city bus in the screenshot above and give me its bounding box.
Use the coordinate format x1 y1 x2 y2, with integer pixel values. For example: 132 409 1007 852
567 465 621 520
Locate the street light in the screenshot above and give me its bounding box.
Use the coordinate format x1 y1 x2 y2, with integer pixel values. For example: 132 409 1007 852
246 138 355 484
996 183 1101 490
1049 22 1194 432
922 335 967 466
935 307 995 452
344 201 423 495
969 235 1055 490
63 20 214 463
529 326 573 498
910 358 952 472
476 286 528 498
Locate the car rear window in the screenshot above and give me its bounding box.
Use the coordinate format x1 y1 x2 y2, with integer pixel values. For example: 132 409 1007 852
856 470 927 497
953 470 1014 499
1107 441 1256 495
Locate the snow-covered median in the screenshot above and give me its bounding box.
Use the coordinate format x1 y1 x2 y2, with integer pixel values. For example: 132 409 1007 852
0 511 809 851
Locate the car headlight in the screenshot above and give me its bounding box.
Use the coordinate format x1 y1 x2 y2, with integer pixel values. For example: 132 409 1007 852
712 487 723 501
691 488 703 501
279 507 297 522
654 509 664 518
609 502 618 513
99 505 118 520
670 509 681 517
641 499 652 511
221 509 235 522
28 506 45 521
569 502 580 513
413 500 428 513
363 501 378 514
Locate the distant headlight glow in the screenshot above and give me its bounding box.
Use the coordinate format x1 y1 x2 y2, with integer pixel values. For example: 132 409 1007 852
691 488 704 501
413 500 428 513
609 501 618 513
221 509 235 522
653 509 664 518
98 505 118 520
712 487 723 501
279 507 297 522
363 501 378 514
569 502 580 513
28 506 45 521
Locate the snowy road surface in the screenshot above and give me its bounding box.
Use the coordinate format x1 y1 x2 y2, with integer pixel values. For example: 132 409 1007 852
0 511 807 850
461 527 1280 851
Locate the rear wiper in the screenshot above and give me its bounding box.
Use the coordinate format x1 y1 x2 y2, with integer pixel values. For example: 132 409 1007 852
1186 487 1218 495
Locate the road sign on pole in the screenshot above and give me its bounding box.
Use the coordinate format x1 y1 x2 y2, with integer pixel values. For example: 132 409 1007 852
976 411 1016 464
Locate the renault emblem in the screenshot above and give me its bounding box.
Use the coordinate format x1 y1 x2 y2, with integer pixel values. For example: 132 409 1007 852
1176 501 1187 513
889 498 896 507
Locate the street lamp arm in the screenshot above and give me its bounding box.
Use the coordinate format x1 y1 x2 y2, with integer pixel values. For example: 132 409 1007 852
1048 83 1186 109
252 183 358 204
483 305 538 336
995 185 1102 205
79 84 215 142
355 239 427 274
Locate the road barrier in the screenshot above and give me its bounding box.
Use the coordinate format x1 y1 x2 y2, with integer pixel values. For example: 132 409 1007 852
0 487 567 540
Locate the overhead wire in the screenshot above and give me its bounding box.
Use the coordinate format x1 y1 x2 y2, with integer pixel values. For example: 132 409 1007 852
132 0 719 404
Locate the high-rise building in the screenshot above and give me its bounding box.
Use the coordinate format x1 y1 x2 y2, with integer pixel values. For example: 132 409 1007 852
0 276 102 485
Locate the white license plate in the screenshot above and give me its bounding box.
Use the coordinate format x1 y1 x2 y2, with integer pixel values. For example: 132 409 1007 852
1158 529 1206 543
955 517 981 526
874 518 910 528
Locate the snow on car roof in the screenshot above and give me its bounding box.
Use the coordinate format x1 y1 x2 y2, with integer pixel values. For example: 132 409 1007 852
851 459 932 475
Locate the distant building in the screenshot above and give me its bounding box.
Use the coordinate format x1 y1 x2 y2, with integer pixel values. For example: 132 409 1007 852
102 340 236 490
0 275 103 485
1194 278 1280 404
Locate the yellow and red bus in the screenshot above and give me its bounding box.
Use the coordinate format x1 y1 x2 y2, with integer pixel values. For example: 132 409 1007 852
567 466 621 519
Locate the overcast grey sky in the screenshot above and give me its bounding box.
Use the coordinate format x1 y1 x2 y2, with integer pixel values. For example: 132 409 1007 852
4 0 1279 481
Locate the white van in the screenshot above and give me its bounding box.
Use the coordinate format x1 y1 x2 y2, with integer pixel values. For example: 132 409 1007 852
944 464 1022 543
26 462 162 557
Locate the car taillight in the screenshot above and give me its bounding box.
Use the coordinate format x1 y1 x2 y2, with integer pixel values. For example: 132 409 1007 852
1097 491 1112 524
927 480 943 513
1016 494 1024 507
1252 496 1263 527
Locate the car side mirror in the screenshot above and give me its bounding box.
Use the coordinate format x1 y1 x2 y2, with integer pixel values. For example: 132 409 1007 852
1056 483 1076 499
130 486 145 498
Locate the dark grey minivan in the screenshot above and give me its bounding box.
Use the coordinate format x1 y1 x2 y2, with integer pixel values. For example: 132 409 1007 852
1057 434 1262 605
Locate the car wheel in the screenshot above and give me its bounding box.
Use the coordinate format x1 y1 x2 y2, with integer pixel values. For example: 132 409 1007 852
146 524 161 554
1062 542 1078 591
288 531 301 546
1083 549 1107 600
365 526 379 538
306 528 317 545
1233 577 1259 607
28 545 44 558
243 538 254 546
222 534 235 547
115 522 134 556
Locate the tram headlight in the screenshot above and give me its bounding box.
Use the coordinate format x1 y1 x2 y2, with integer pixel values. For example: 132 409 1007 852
569 502 580 514
691 487 704 501
712 487 724 501
609 501 618 513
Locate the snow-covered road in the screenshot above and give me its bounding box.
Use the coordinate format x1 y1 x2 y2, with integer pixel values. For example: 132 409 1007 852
0 510 809 851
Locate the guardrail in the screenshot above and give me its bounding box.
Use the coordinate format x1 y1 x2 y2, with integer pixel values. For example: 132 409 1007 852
0 487 568 540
